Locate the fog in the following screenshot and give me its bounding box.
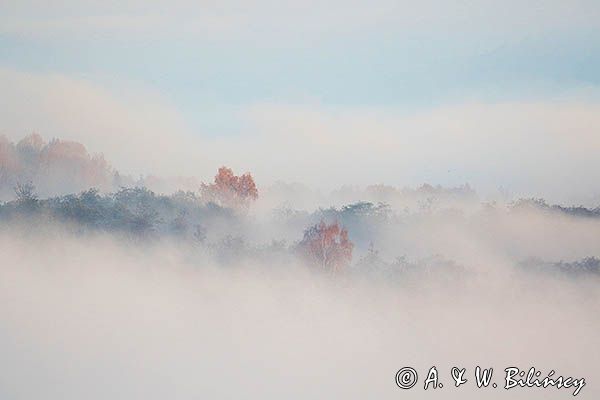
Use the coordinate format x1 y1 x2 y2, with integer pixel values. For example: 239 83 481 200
2 0 599 396
0 194 598 398
3 69 600 205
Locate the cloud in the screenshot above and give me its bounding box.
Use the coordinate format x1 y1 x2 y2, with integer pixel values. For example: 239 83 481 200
229 99 600 203
1 67 600 203
0 67 211 177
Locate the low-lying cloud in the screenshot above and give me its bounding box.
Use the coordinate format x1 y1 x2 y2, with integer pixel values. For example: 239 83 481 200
0 222 598 399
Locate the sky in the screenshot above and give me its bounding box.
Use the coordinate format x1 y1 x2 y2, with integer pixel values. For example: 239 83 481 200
1 1 600 204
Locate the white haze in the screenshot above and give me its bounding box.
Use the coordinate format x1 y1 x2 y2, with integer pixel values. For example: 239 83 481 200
2 67 600 205
0 206 598 399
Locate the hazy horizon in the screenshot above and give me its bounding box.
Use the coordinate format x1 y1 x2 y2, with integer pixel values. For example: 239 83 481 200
2 1 600 204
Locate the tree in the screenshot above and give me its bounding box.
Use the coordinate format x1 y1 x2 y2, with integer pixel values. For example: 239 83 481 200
0 134 116 197
113 187 160 236
14 181 39 211
298 220 353 273
200 166 258 209
14 181 37 202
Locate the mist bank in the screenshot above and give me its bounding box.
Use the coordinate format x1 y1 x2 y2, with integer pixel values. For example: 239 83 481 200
0 229 598 399
1 133 599 399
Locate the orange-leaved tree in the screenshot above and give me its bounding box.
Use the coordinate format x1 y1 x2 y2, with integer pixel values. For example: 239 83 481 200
298 220 353 273
200 166 258 209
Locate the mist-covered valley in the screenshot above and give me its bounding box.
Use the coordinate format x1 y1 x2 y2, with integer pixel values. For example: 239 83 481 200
4 0 600 395
1 133 599 398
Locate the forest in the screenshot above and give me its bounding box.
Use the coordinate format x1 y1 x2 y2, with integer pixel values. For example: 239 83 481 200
1 134 599 279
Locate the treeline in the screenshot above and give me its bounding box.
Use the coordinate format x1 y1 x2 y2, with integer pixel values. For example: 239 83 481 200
0 134 117 199
2 181 600 277
2 185 236 239
0 184 472 279
520 257 600 276
0 183 361 272
1 134 599 276
509 198 600 218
